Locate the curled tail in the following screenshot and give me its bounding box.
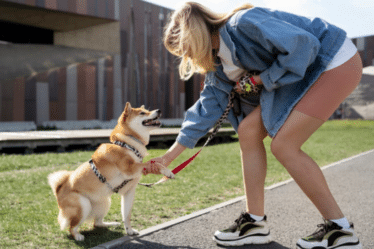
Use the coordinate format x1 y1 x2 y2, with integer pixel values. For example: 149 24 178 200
48 171 71 196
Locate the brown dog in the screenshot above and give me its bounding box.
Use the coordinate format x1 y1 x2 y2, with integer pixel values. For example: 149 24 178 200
48 103 174 241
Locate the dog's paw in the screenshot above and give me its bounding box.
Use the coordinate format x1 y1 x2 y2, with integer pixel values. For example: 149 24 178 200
160 168 175 179
74 233 85 241
126 228 139 236
95 221 122 227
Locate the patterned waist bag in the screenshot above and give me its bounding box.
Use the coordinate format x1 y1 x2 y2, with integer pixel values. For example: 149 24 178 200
216 72 263 117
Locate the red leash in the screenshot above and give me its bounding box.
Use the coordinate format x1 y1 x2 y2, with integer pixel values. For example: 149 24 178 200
160 149 202 184
138 149 202 187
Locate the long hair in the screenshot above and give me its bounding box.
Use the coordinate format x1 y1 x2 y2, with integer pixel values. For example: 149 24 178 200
163 2 254 80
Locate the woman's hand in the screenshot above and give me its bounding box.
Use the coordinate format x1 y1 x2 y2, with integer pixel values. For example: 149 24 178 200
142 142 186 175
252 75 263 85
234 74 263 94
143 156 172 175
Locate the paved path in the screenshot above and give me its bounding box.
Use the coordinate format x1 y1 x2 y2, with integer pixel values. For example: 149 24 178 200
95 150 374 249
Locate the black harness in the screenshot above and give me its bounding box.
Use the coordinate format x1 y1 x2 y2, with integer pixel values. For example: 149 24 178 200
89 141 144 193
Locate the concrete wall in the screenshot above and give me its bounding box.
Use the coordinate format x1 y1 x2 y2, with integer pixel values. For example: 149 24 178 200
0 1 116 32
54 22 120 54
344 66 374 120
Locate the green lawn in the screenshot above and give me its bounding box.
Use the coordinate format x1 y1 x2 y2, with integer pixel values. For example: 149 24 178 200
1 120 373 248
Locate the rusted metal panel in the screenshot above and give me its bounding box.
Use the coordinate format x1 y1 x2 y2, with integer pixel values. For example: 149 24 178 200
12 77 25 121
45 0 57 10
150 4 161 111
133 0 145 106
105 57 114 120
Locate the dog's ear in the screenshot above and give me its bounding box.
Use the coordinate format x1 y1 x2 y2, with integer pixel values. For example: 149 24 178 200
140 105 145 109
120 102 132 122
125 102 132 112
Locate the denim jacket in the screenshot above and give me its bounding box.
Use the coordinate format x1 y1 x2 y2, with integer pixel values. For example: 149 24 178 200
177 7 347 149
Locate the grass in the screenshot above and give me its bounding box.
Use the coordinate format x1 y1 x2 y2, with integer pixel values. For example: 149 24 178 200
0 120 373 248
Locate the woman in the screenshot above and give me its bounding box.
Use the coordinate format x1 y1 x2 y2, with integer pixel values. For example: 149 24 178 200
145 2 363 248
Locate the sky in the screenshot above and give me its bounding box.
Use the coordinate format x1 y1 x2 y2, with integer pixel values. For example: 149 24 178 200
143 0 374 38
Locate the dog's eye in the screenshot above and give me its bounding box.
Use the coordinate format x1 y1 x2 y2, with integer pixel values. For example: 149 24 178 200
140 112 146 115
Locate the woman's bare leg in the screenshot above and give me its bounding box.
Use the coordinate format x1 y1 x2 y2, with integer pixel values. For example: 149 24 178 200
238 107 268 216
270 53 363 220
271 111 344 219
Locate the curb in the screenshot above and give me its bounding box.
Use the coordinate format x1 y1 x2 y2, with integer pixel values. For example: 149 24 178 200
93 149 374 249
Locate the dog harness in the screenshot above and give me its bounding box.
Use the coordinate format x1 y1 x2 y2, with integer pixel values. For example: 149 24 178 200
112 140 144 161
89 141 144 193
89 159 132 193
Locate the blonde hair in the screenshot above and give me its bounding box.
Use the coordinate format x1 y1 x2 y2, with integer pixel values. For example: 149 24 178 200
163 2 254 80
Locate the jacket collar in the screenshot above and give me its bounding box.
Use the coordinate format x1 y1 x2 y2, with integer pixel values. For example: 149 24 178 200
219 24 244 69
204 25 243 94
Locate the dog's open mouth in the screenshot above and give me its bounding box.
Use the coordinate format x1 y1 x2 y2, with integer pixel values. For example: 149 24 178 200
142 117 161 127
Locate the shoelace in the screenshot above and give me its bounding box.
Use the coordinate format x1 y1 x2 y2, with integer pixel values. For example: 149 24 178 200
308 220 342 239
234 213 256 227
309 224 328 239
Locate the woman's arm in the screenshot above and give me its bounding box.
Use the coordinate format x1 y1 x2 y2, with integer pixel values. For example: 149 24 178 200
144 81 225 174
164 141 187 165
175 83 227 149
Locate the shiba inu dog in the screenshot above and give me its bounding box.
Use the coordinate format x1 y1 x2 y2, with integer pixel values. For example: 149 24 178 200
48 103 174 241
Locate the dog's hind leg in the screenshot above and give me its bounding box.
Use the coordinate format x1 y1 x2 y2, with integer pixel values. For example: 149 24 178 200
69 195 92 241
93 197 121 227
121 183 139 236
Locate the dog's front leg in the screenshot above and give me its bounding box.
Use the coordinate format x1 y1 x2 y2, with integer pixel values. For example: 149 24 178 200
121 184 139 236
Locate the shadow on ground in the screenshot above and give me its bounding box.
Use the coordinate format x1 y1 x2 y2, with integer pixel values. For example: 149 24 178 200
71 227 124 249
115 238 290 249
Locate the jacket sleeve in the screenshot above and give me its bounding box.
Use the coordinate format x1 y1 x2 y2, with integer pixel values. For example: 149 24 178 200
236 12 321 92
176 84 224 149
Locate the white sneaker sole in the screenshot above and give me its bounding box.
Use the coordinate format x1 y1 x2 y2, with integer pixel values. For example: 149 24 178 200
213 234 273 246
296 242 362 249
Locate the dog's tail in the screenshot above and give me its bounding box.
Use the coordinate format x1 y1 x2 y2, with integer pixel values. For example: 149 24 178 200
48 171 71 196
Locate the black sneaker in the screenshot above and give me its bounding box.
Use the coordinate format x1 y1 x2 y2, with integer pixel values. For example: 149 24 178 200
296 219 362 249
213 212 272 246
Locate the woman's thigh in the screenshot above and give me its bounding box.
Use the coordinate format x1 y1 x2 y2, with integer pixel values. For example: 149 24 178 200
273 52 363 150
238 106 268 142
294 52 363 121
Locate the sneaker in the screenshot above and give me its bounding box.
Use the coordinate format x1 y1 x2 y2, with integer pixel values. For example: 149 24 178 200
296 219 362 249
213 212 272 246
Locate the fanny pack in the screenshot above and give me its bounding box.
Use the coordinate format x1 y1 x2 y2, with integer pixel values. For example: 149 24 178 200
215 72 263 116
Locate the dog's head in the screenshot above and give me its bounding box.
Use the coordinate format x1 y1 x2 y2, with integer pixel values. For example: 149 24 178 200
111 103 161 146
118 102 161 133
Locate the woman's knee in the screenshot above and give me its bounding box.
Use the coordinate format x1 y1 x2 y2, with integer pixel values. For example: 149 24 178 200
270 136 300 163
270 137 283 159
238 108 267 142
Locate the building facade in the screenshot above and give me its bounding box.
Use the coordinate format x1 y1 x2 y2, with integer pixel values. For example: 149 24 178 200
0 0 203 124
1 0 373 125
352 35 374 68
